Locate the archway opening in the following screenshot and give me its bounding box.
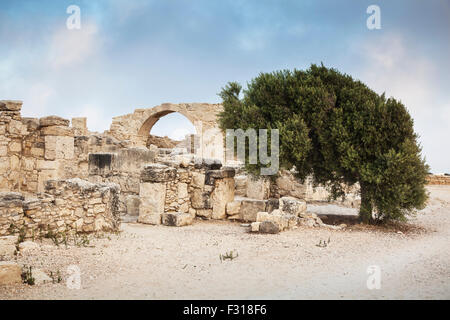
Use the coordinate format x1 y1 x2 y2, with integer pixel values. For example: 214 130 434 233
142 112 197 153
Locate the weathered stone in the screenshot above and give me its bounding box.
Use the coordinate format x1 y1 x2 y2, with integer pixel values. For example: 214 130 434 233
259 221 280 234
0 262 22 285
45 136 74 160
191 172 205 189
226 201 241 216
141 164 176 182
39 116 70 127
41 125 73 136
266 198 279 213
0 192 24 202
234 175 247 197
246 176 270 200
177 183 188 199
211 177 234 219
125 195 140 217
196 209 212 219
162 212 193 227
138 213 161 225
250 222 260 232
139 182 165 224
279 197 307 216
191 189 211 209
240 199 266 222
0 100 22 111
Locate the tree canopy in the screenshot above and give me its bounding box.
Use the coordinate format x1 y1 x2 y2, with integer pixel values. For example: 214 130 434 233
218 64 429 223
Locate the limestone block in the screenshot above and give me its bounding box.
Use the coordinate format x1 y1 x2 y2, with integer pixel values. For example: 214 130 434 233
0 157 9 171
0 100 22 111
205 167 235 185
10 155 20 171
39 116 70 127
8 141 21 153
38 170 57 193
191 189 211 209
211 177 235 220
266 198 279 213
138 182 166 224
196 209 212 219
177 183 188 199
0 262 22 285
8 119 27 135
0 145 7 157
240 199 266 222
37 159 57 170
191 172 205 189
72 117 87 135
141 164 176 182
41 125 73 136
279 197 307 216
246 176 270 200
234 175 247 197
226 201 241 216
125 195 140 217
250 222 260 232
138 213 161 225
44 136 74 160
162 212 194 227
259 221 280 234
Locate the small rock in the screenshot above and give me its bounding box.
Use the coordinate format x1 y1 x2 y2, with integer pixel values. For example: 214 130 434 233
250 222 261 232
259 221 280 234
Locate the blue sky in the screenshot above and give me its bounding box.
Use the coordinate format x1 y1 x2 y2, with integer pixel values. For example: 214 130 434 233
0 0 449 172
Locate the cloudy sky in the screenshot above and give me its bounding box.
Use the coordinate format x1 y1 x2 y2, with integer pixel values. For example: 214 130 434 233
0 0 449 172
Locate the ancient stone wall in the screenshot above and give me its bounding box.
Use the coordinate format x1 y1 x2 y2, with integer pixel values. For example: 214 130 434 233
0 178 120 237
426 174 450 185
138 158 235 226
107 103 225 162
87 149 156 221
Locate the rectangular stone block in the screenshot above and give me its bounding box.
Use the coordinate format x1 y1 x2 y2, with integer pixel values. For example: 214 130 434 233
138 213 161 225
240 199 267 222
162 212 193 227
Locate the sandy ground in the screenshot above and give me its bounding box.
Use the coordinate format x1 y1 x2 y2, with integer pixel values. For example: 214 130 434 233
1 185 449 300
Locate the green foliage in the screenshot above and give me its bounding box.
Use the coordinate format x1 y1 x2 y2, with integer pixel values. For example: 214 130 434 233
218 64 429 223
22 266 35 286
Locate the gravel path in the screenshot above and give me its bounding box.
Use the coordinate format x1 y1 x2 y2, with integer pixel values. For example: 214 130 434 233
1 186 449 300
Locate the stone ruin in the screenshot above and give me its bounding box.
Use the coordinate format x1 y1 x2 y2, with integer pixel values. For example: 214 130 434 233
0 99 362 241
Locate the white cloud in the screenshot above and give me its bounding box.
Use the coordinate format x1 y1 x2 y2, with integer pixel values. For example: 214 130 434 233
48 22 99 68
353 33 449 172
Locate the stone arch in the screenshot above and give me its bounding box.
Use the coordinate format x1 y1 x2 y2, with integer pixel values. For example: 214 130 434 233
137 108 198 138
107 103 225 161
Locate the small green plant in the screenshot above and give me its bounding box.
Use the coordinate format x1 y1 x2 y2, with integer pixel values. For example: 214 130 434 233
50 270 62 284
316 237 331 248
74 234 90 247
22 266 35 286
220 250 239 262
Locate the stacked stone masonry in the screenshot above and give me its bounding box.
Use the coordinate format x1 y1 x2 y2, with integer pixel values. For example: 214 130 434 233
0 178 120 237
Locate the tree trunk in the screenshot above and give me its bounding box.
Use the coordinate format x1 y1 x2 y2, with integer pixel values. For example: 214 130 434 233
359 183 374 224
